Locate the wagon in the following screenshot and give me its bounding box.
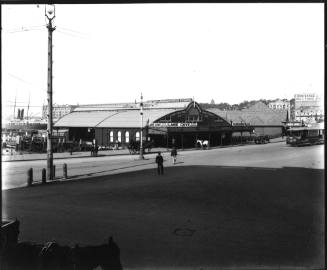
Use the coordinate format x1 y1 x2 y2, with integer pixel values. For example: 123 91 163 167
254 135 270 144
128 140 153 154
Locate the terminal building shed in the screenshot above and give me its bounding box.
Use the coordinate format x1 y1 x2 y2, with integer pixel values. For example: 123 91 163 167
54 99 286 148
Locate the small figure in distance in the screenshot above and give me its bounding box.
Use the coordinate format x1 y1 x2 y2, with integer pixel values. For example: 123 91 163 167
155 152 164 175
171 147 177 165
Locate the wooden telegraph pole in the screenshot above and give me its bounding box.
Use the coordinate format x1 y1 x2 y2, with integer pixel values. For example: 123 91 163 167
139 93 144 159
46 5 55 180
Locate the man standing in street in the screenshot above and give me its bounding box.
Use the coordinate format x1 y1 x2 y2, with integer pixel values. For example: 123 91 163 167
171 147 177 164
155 152 164 175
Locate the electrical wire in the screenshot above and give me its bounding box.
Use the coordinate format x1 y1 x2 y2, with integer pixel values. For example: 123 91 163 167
3 105 45 108
6 73 34 85
56 26 86 35
4 99 46 104
4 25 46 33
56 29 88 39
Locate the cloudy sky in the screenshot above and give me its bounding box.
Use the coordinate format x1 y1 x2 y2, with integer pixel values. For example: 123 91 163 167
2 3 324 118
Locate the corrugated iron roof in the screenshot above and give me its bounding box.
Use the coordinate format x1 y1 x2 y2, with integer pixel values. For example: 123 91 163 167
55 101 288 129
208 105 287 126
73 100 191 112
54 109 179 128
97 109 178 128
54 111 119 128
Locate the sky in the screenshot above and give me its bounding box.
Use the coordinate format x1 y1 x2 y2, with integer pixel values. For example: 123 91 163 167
1 3 324 118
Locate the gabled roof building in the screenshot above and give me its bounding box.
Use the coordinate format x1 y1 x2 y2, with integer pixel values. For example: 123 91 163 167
54 99 287 148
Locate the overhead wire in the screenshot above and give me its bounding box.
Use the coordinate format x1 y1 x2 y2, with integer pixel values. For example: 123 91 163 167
56 26 86 35
4 25 46 33
56 28 89 39
6 73 34 85
4 18 90 114
3 104 45 108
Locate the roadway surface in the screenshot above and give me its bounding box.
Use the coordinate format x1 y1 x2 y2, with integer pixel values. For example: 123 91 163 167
2 142 325 269
2 142 324 190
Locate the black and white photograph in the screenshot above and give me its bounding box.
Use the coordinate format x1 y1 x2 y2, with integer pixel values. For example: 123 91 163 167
1 3 324 269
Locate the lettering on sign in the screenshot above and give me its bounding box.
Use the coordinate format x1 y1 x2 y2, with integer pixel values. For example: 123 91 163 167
286 122 303 127
150 122 198 128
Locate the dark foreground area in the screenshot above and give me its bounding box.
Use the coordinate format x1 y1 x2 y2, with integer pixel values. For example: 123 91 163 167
2 165 324 269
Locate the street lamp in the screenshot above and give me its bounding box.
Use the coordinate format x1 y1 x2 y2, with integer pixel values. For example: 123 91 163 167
139 93 144 160
45 4 55 20
45 4 56 180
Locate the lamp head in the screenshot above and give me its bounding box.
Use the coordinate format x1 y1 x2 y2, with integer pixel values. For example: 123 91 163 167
45 4 55 20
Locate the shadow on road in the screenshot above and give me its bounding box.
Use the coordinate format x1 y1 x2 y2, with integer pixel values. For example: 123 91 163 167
2 165 324 269
68 160 155 180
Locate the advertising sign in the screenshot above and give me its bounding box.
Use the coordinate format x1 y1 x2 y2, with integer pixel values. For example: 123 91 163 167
150 122 198 128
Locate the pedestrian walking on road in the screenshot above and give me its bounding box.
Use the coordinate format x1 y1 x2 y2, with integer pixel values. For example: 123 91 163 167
93 138 98 157
70 142 74 155
155 152 164 175
79 139 82 151
171 147 177 164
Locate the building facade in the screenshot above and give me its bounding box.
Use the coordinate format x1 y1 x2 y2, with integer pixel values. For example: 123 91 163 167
54 99 288 149
42 104 77 121
294 93 324 123
268 99 290 110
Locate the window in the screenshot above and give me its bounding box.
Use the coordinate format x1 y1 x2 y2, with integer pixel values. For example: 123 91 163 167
117 131 122 142
135 131 140 141
125 131 129 143
188 115 199 122
109 131 114 143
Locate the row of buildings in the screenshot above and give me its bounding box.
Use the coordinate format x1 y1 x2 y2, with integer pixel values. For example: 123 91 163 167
3 93 323 150
268 93 324 123
41 93 324 124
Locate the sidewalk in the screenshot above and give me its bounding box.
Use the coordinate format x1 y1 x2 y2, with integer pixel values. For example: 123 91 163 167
1 137 286 162
1 148 169 162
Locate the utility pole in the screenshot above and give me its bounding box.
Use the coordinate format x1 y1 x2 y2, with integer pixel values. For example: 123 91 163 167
13 95 17 119
139 93 144 159
27 92 30 120
45 5 55 180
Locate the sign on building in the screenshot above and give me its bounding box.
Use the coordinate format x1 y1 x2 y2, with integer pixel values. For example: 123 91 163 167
150 122 198 128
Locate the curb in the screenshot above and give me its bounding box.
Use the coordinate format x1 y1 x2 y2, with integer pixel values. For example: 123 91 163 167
2 141 286 162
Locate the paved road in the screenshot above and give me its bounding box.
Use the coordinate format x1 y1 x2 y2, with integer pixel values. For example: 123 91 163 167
2 142 324 190
2 142 324 269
